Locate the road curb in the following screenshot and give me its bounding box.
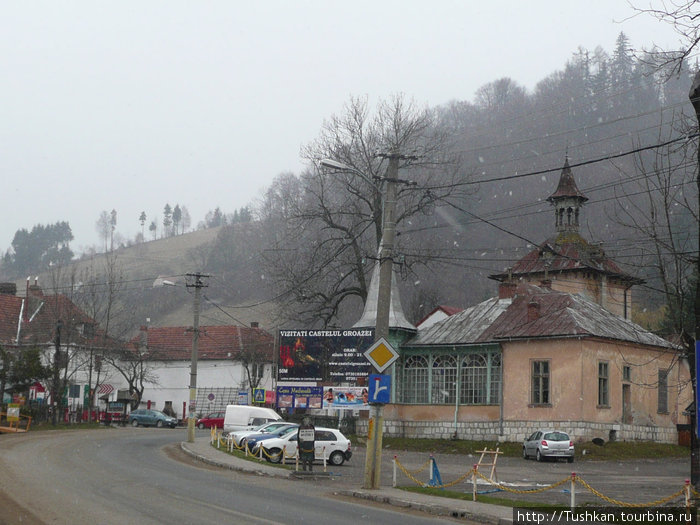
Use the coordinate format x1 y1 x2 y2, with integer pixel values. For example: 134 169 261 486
180 441 292 478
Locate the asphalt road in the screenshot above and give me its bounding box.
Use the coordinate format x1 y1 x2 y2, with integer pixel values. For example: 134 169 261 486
0 428 466 525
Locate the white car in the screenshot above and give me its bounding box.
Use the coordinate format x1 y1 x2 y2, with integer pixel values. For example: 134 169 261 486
228 421 298 447
251 426 352 466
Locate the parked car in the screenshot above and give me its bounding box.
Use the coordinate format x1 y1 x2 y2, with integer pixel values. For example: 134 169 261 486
244 425 299 451
229 421 298 447
196 411 225 430
128 409 178 428
251 426 352 466
523 429 574 462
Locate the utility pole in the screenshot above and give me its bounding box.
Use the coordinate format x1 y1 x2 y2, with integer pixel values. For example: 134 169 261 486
688 72 700 487
186 272 208 443
364 152 403 490
51 319 63 426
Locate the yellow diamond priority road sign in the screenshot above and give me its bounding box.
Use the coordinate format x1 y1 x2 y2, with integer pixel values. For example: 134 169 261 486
364 338 399 373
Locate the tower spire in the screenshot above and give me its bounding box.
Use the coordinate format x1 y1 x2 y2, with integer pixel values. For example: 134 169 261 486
547 158 588 234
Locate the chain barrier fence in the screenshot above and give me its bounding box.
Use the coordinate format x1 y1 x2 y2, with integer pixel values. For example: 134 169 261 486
393 455 695 509
209 428 331 471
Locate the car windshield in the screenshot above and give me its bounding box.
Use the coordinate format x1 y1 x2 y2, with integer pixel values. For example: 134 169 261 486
278 426 297 437
543 432 569 441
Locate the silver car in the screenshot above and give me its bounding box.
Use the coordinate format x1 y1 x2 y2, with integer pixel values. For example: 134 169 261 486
523 429 574 462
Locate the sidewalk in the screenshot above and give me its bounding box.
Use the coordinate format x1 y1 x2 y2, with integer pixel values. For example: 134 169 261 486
181 437 513 524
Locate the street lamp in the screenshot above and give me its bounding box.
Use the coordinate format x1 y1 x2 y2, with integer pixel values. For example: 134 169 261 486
319 155 400 489
154 273 208 443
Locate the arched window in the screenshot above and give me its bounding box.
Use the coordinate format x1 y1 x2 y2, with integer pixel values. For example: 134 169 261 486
403 355 429 404
461 353 488 404
431 355 457 404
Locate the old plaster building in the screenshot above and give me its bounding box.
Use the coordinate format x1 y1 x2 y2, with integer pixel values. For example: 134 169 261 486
373 160 690 443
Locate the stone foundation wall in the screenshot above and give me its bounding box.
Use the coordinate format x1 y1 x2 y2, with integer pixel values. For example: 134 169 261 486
356 418 678 444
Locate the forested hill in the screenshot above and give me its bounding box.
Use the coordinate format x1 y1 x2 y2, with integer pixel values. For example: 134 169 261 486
1 34 695 335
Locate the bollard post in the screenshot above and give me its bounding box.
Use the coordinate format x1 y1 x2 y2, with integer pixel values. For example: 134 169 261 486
295 446 299 471
472 464 478 501
571 473 576 509
323 446 327 472
282 445 286 465
429 455 434 486
393 456 397 488
685 479 691 508
259 444 263 460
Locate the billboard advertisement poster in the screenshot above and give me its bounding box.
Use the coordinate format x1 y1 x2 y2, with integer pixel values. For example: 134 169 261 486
323 386 369 409
277 386 323 409
278 329 374 382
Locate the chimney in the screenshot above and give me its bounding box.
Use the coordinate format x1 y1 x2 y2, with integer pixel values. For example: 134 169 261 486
499 282 517 299
250 321 259 328
527 300 540 322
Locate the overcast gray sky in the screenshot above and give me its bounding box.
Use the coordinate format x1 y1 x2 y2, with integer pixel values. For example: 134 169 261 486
0 1 683 253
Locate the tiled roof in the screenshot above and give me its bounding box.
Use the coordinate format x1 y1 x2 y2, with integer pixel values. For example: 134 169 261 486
132 325 274 361
406 284 675 350
490 234 643 283
0 290 100 346
415 305 464 328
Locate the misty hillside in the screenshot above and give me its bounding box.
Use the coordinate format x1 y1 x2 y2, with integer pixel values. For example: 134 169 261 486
2 35 696 336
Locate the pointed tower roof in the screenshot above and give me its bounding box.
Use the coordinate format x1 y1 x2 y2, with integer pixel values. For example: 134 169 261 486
489 158 643 287
353 259 416 332
546 157 588 203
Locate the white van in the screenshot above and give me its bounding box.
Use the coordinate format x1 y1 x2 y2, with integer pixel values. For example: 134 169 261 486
222 405 282 434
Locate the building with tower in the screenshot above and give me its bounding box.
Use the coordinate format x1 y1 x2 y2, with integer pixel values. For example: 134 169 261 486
365 159 690 444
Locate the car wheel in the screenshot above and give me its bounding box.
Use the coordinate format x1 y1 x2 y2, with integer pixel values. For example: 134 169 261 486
131 419 139 427
329 451 345 466
536 449 542 462
267 448 282 463
156 420 164 428
522 447 528 459
567 456 574 463
198 423 205 430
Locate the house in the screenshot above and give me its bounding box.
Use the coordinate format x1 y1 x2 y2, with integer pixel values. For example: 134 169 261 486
128 324 275 419
415 305 463 330
0 279 106 415
370 159 690 443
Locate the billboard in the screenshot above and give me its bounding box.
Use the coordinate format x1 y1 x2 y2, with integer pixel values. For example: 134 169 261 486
278 329 374 382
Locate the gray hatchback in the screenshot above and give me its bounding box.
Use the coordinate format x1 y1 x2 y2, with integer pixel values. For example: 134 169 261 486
523 429 574 462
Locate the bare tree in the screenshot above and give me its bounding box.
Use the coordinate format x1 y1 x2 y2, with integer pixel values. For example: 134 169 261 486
258 94 473 327
631 1 699 76
96 211 111 253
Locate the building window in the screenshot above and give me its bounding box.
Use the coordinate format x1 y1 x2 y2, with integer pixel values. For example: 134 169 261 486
622 365 631 382
461 353 488 404
531 360 550 405
489 353 502 404
598 361 609 406
431 355 457 404
403 355 429 404
252 363 264 380
658 369 668 414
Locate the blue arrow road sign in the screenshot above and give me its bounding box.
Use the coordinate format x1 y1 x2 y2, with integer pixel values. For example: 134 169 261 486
368 374 391 404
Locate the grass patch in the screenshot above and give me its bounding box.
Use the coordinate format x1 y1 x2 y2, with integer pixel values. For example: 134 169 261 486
378 436 688 461
400 485 559 508
208 440 297 469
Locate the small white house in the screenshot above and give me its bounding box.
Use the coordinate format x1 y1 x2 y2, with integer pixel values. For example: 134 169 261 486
128 324 275 419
